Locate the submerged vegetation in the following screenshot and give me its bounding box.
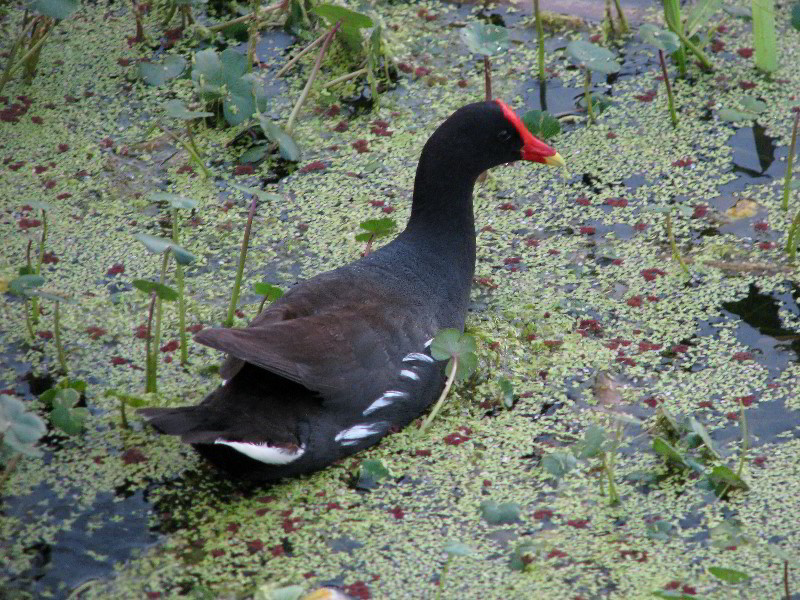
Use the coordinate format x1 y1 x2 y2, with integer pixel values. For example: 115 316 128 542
1 0 800 597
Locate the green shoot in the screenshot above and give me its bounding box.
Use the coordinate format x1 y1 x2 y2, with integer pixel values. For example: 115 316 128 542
782 110 799 212
752 0 778 73
355 217 396 255
436 543 474 600
418 329 477 433
225 195 258 327
532 0 545 80
460 22 510 101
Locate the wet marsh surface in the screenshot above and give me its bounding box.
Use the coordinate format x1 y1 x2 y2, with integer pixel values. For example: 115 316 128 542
1 0 800 598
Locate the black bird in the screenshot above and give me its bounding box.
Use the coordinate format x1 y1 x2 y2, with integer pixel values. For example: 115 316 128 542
139 100 564 481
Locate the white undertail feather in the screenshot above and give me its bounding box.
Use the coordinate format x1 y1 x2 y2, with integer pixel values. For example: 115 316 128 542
334 422 387 446
363 390 408 415
403 352 435 363
214 439 305 465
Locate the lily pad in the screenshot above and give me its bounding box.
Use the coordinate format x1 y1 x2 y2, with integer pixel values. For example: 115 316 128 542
479 500 521 525
230 183 283 203
740 96 766 114
0 394 47 456
355 217 396 241
28 0 78 20
8 274 45 296
51 388 88 435
253 283 283 302
139 56 187 87
258 116 301 162
164 99 213 121
718 108 759 122
521 110 561 140
459 22 510 56
541 451 578 478
132 279 179 301
355 458 390 489
148 192 197 210
566 40 620 74
639 24 681 54
430 329 477 382
134 233 196 265
443 542 474 557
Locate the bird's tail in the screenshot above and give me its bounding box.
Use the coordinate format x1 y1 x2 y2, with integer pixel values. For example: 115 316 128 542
138 406 223 444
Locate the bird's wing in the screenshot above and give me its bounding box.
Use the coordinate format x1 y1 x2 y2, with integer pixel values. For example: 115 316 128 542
195 286 440 408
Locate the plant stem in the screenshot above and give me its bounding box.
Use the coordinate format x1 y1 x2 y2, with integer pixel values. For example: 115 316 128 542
207 0 286 33
665 213 690 276
483 55 492 101
533 0 545 81
786 208 800 260
0 454 21 492
145 291 157 393
419 356 459 434
782 111 799 211
663 0 687 76
736 397 748 478
612 0 629 33
0 19 36 97
159 125 212 178
54 300 67 375
225 196 258 326
275 29 328 77
363 234 375 256
322 67 368 89
784 560 790 600
435 556 452 600
24 298 35 340
658 50 678 127
584 68 595 124
605 0 616 35
120 398 128 429
151 251 170 391
286 22 340 135
30 209 47 325
671 25 714 71
247 0 259 71
604 423 621 506
172 208 188 365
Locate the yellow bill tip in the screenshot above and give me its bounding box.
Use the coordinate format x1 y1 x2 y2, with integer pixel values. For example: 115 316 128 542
544 151 566 168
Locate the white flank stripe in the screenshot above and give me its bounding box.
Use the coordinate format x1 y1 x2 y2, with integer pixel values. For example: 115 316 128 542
363 390 408 416
423 338 434 348
400 369 420 381
403 352 435 363
214 439 305 465
334 422 386 446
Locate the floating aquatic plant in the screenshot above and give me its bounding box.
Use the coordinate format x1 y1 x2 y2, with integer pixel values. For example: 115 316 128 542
663 0 715 72
639 24 681 126
355 217 396 255
149 192 198 364
418 329 477 434
459 21 510 101
104 389 148 430
0 0 78 94
253 283 284 314
224 185 281 326
8 273 45 339
138 55 187 87
1 394 47 479
40 384 88 436
565 40 620 125
436 542 474 600
134 233 195 392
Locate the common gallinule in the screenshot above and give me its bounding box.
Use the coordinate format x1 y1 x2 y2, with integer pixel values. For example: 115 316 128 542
140 100 564 481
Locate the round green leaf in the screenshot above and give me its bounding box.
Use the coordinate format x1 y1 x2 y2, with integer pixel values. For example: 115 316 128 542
459 22 510 56
708 566 751 584
566 40 621 74
521 110 561 140
480 501 521 525
740 96 766 114
359 218 396 235
148 192 198 210
258 117 301 162
132 279 179 301
27 200 54 211
28 0 78 19
164 99 213 121
356 458 390 489
253 283 284 301
139 55 187 86
541 451 578 478
230 183 283 203
639 24 681 54
444 542 474 557
430 329 477 361
238 144 269 164
446 351 477 382
718 108 759 122
9 274 45 296
313 3 373 29
134 233 196 264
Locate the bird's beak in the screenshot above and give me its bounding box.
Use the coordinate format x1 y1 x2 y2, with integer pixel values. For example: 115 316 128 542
543 151 566 168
